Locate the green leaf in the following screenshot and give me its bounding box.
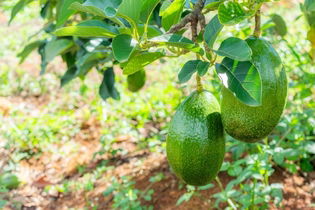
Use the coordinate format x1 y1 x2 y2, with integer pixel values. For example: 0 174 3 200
127 70 146 92
75 51 108 77
54 20 118 38
70 2 105 17
9 0 34 24
44 39 74 63
40 1 54 19
218 1 249 25
178 60 210 83
150 34 202 53
40 39 74 74
112 34 137 63
0 173 20 189
204 0 225 10
159 0 172 16
198 183 214 190
215 37 252 61
70 0 122 16
274 152 284 165
123 51 164 75
306 141 315 154
17 40 44 64
300 158 314 172
61 66 79 87
117 0 143 29
69 0 122 24
137 25 163 38
215 57 262 106
103 186 115 196
305 0 315 12
140 0 161 23
227 165 242 176
204 15 223 48
271 14 287 37
99 68 120 101
176 193 193 206
197 61 210 76
56 0 83 27
160 0 185 31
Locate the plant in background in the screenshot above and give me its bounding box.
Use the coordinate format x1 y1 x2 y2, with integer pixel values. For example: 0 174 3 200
0 173 20 208
103 176 156 210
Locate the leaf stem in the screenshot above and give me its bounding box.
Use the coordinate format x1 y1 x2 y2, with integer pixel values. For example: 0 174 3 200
263 138 270 186
195 53 203 91
253 9 261 37
251 178 257 208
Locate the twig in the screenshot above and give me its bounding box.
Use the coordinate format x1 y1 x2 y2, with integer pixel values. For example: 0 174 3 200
253 9 261 37
168 14 193 34
168 0 207 91
167 0 205 34
198 13 206 33
189 0 206 91
191 16 198 42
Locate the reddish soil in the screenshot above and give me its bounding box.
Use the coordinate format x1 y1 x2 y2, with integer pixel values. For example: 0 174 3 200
4 128 315 210
2 83 314 209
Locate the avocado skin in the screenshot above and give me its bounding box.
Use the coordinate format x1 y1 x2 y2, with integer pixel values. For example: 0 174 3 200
167 90 225 186
221 37 288 142
127 70 146 92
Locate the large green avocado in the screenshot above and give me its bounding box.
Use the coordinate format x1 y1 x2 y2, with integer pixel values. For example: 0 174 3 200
221 37 287 142
167 90 225 186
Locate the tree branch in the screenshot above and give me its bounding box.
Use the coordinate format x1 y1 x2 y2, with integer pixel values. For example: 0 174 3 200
167 0 205 34
253 9 261 37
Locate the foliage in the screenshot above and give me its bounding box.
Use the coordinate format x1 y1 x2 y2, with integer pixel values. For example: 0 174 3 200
103 176 156 209
8 0 281 106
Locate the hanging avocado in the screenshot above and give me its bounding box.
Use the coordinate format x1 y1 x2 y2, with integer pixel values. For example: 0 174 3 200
167 90 225 186
221 37 287 142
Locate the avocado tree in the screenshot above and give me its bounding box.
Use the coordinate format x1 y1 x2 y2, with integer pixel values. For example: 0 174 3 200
9 0 293 208
11 0 284 102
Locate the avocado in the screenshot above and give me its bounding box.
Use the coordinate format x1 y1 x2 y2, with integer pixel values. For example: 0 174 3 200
167 90 225 186
127 70 146 92
221 37 287 142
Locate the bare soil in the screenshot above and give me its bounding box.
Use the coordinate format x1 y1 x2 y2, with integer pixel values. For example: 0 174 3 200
2 101 314 209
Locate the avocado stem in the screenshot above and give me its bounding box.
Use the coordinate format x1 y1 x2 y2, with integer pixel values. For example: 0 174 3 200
196 74 203 92
253 9 261 37
196 53 203 91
